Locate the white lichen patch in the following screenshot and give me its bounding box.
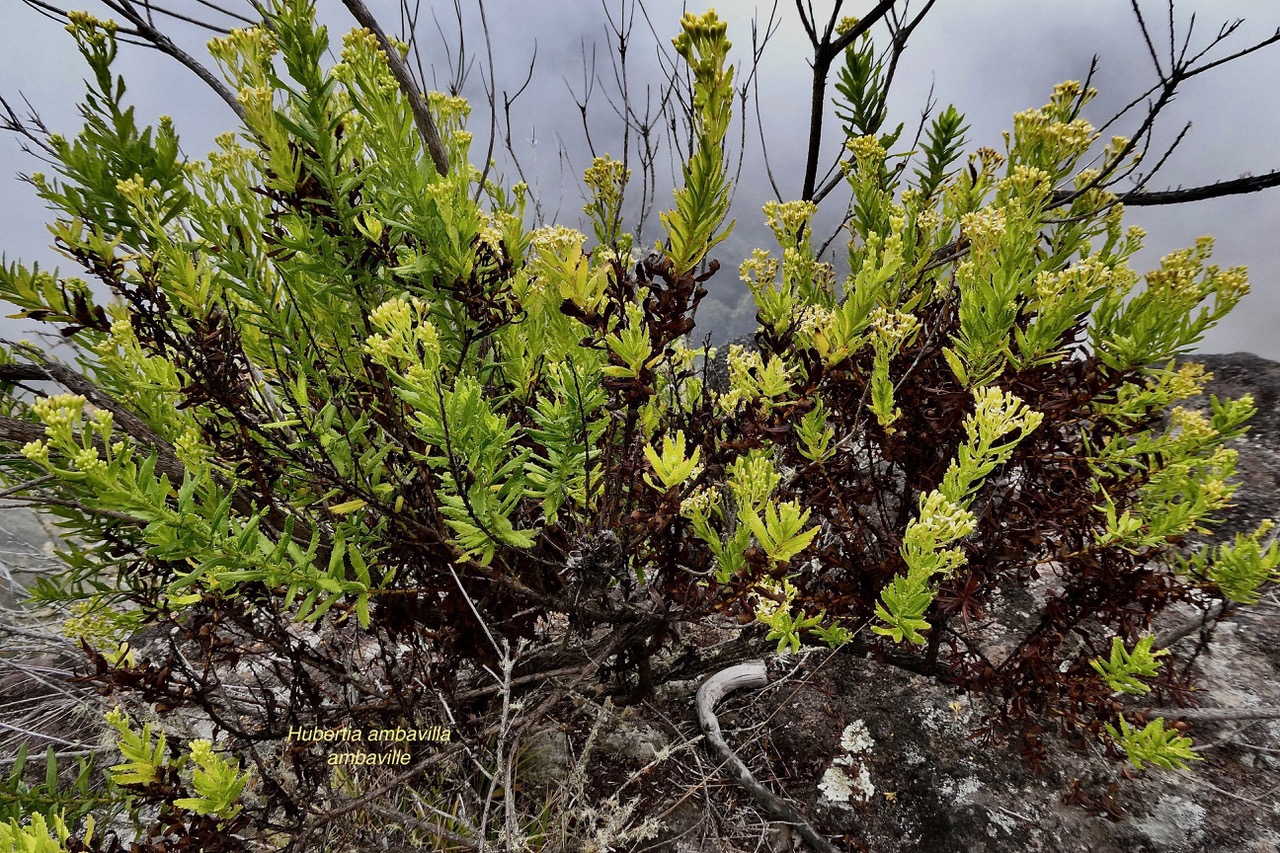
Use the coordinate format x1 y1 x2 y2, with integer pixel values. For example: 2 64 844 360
818 761 875 803
985 807 1018 836
1133 795 1207 848
901 744 925 766
939 775 982 803
820 719 877 804
840 720 875 754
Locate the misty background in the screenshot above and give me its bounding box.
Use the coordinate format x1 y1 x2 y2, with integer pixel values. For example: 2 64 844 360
2 0 1278 354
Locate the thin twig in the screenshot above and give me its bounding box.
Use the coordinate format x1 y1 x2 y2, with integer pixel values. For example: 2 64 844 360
696 661 840 853
341 0 450 176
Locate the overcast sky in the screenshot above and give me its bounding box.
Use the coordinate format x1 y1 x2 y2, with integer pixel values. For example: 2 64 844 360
2 1 1278 354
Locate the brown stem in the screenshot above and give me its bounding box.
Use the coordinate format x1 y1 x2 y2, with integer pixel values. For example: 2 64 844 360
800 0 898 200
1113 171 1280 206
341 0 450 177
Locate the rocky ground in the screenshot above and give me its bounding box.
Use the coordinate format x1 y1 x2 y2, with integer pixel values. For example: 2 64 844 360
526 352 1280 852
3 353 1279 851
0 503 62 609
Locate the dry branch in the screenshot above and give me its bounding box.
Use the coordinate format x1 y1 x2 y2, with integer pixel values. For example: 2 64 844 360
696 660 840 853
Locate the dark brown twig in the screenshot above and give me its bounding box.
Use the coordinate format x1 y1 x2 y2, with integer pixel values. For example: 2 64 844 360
342 0 450 176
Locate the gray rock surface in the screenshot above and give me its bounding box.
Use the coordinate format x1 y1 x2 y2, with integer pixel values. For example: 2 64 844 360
1185 353 1280 538
0 501 62 609
619 352 1280 851
2 353 1279 851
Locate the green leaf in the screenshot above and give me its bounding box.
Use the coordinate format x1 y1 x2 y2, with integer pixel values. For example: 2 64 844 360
1106 716 1200 771
643 430 701 491
328 498 367 514
355 593 371 630
1091 636 1167 695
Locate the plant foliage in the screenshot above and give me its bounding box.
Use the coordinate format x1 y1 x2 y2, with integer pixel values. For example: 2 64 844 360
0 2 1274 847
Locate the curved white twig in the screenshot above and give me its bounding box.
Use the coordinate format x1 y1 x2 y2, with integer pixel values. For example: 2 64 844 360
696 660 841 853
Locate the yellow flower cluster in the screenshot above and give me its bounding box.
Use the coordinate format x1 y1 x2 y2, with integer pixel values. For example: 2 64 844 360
672 10 732 68
428 91 472 124
201 132 255 182
115 175 157 207
959 207 1007 252
1012 108 1095 161
364 298 439 367
584 157 630 207
751 577 799 622
236 85 276 125
679 485 721 521
845 134 887 169
475 209 512 255
1032 256 1129 304
763 199 817 243
913 204 941 238
368 297 415 331
796 305 836 341
528 225 588 296
726 449 781 511
67 10 116 32
530 224 587 258
739 248 779 289
909 490 977 550
62 597 125 647
66 9 116 46
332 30 397 96
1051 80 1087 103
973 147 1006 174
1166 361 1211 400
1214 265 1250 304
1169 407 1218 445
31 394 86 433
1146 238 1226 302
969 385 1043 439
1001 165 1053 202
19 440 49 465
174 426 209 470
726 345 760 383
72 447 107 476
868 306 919 346
208 26 277 74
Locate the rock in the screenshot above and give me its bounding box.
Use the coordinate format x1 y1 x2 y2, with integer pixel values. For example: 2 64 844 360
1181 352 1280 537
704 334 757 394
598 716 669 764
0 501 63 609
5 353 1280 851
622 353 1280 851
519 724 574 795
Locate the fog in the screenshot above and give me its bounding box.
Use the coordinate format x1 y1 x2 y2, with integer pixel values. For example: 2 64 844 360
2 1 1278 354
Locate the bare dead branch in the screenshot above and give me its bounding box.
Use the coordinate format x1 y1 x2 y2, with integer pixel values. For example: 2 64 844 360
1182 24 1280 81
21 0 246 122
801 0 903 200
0 93 56 160
1109 170 1280 206
342 0 450 176
697 661 841 853
1131 0 1167 81
472 0 498 202
1146 706 1280 723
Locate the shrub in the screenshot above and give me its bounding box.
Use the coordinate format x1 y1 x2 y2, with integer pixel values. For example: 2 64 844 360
0 2 1276 848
